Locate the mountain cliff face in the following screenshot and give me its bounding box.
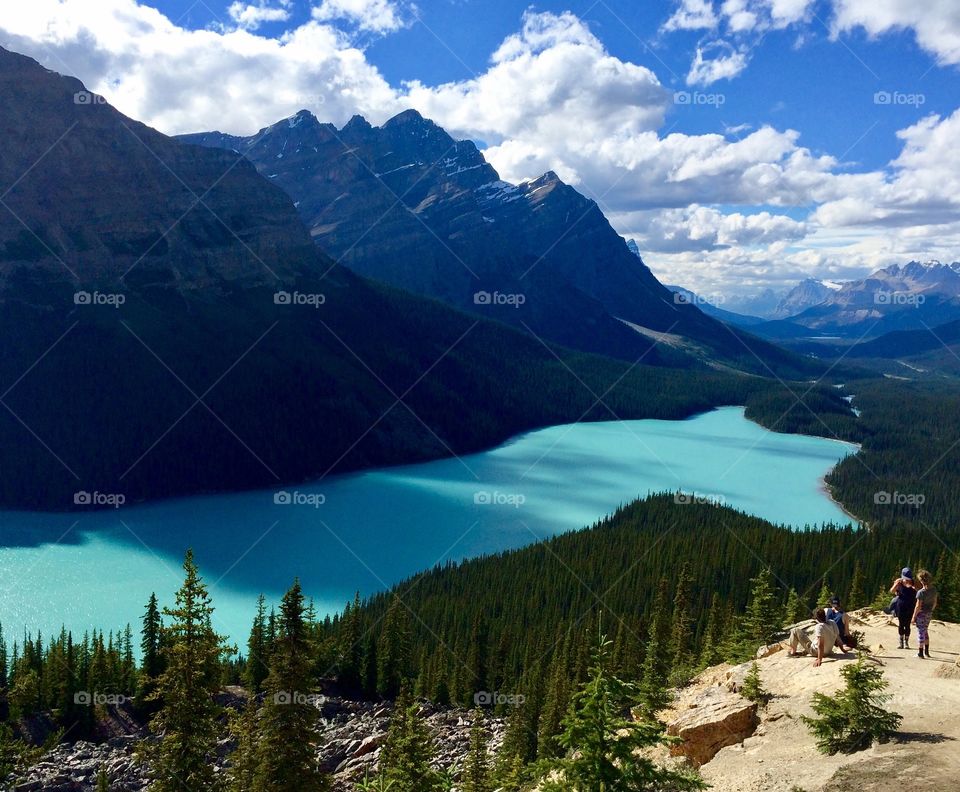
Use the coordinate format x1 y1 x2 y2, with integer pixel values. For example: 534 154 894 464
771 278 837 319
0 46 753 510
181 111 817 376
0 53 315 298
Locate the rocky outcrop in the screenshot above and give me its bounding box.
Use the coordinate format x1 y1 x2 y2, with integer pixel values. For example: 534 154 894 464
756 642 784 660
666 686 759 768
316 698 506 788
5 736 147 792
6 697 506 792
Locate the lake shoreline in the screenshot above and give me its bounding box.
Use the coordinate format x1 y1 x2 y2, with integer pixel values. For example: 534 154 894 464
0 406 860 644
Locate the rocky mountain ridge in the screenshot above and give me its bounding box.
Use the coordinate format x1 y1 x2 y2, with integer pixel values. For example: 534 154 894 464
181 110 821 377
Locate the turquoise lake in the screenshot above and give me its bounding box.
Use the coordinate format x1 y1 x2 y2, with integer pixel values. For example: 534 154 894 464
0 406 857 646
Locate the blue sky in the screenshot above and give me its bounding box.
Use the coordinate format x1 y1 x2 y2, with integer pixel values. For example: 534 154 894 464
149 0 957 170
1 0 958 296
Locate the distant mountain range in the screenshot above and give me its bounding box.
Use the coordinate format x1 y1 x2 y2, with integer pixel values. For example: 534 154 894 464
0 46 777 510
770 278 844 320
181 111 819 377
692 262 960 342
665 285 765 327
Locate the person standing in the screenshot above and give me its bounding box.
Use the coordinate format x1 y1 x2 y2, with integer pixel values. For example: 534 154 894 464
912 569 938 659
889 568 917 649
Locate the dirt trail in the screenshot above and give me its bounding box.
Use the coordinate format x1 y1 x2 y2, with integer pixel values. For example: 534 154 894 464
674 611 960 792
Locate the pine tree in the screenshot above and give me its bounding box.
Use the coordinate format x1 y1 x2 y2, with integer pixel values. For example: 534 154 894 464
637 578 673 718
226 698 258 792
937 554 960 622
338 592 364 693
96 768 110 792
494 753 527 792
740 661 768 706
698 593 725 669
141 594 163 679
377 597 412 699
461 709 492 792
254 580 327 791
0 621 8 693
847 562 866 611
537 635 571 758
734 567 782 661
539 629 705 792
145 550 225 792
464 615 489 706
782 587 805 627
121 624 136 693
243 595 269 694
379 682 442 791
803 655 902 754
817 580 833 609
669 563 695 685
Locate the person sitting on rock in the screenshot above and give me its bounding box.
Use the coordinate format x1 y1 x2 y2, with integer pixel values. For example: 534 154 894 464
786 608 839 667
825 596 856 652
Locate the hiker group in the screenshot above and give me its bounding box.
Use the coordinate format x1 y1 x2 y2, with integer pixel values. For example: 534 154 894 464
785 567 939 665
888 567 938 659
786 596 855 666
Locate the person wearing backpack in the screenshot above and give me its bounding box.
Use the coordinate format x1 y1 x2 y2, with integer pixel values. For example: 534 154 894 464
889 567 917 649
824 596 855 652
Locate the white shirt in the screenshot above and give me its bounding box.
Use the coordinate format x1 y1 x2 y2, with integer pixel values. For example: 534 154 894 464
813 620 839 655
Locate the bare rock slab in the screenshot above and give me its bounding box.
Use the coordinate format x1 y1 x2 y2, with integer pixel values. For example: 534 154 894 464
667 687 759 767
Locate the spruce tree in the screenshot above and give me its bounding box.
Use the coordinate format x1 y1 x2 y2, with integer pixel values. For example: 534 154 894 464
226 698 258 792
96 768 110 792
377 597 412 699
698 593 725 669
637 578 673 717
734 567 782 661
539 629 705 792
145 550 225 792
464 615 489 706
817 580 832 608
141 594 163 679
782 587 805 627
338 592 364 693
243 595 269 693
847 562 866 611
121 625 136 694
0 621 8 693
537 635 571 758
803 655 902 754
379 682 442 791
495 753 527 792
669 563 695 685
461 709 492 792
254 580 327 791
740 661 768 705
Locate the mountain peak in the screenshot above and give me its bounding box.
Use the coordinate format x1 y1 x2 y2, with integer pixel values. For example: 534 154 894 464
383 108 428 127
342 114 373 134
285 109 319 128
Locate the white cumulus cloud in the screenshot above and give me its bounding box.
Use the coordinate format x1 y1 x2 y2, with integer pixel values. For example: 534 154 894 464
227 1 292 31
312 0 411 34
0 1 957 297
831 0 960 66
